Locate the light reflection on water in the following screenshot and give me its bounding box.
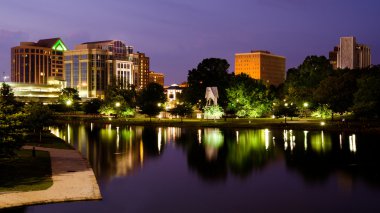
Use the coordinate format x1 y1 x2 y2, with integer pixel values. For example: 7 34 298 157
32 124 380 213
48 124 378 182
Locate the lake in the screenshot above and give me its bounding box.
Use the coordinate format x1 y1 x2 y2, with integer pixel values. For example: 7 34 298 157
8 123 380 212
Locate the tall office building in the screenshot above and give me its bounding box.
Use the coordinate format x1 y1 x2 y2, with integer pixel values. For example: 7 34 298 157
11 38 67 84
64 40 134 98
329 36 371 69
132 52 150 89
148 71 165 86
235 50 286 86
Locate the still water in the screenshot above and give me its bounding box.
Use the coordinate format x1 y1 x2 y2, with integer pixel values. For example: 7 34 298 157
16 124 380 212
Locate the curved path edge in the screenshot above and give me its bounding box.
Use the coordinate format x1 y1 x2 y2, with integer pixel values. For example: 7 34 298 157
0 146 102 209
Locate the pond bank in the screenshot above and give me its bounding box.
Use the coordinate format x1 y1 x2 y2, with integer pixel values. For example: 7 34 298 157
0 146 102 209
55 115 380 133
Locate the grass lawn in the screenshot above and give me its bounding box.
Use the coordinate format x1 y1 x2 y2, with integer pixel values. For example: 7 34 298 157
24 132 73 150
0 149 52 192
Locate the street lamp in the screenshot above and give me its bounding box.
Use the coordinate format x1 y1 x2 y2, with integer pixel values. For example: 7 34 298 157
303 102 309 107
66 100 72 106
115 102 121 107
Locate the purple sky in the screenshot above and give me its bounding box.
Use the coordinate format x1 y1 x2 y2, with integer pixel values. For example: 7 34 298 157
1 0 380 85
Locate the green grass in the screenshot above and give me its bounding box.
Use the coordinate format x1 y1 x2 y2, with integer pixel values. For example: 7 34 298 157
0 149 53 192
24 132 73 150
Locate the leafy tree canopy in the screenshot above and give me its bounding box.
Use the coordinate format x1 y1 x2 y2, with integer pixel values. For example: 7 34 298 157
351 69 380 118
314 70 359 116
170 103 194 121
226 74 275 118
284 56 333 105
58 88 80 106
137 83 166 120
183 58 232 108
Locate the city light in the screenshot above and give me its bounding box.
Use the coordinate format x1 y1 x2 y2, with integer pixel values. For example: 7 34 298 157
66 100 72 106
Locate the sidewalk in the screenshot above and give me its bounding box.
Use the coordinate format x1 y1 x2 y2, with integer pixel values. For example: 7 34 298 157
0 146 102 209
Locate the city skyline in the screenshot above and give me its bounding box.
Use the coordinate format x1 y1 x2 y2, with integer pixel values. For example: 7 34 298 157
1 0 380 84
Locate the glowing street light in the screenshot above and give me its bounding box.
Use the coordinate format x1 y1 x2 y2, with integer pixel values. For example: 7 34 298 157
303 102 309 107
115 102 121 107
66 100 73 106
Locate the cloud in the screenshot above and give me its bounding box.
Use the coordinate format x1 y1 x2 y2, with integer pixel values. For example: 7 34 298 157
0 29 29 78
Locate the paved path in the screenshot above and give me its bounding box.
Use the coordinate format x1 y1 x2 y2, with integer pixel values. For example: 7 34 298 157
0 146 102 209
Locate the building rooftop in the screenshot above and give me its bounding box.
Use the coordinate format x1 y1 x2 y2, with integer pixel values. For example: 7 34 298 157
81 40 113 45
36 38 62 48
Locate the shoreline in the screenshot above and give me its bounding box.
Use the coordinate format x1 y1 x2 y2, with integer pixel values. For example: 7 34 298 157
55 115 380 133
0 146 102 209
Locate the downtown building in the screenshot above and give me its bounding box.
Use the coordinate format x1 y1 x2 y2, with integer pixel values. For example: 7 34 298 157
11 38 68 85
132 52 150 89
235 50 286 86
64 40 135 98
148 71 165 87
329 36 371 69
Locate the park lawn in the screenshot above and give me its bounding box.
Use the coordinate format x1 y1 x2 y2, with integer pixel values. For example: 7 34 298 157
24 132 73 150
0 149 52 192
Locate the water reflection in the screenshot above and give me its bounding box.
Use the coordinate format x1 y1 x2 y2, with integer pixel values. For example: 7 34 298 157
50 124 380 188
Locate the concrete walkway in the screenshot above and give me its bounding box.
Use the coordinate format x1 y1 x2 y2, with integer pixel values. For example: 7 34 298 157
0 146 102 209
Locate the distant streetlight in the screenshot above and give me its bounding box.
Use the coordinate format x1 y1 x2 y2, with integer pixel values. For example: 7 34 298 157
66 100 73 106
157 103 162 107
303 102 309 107
115 102 121 107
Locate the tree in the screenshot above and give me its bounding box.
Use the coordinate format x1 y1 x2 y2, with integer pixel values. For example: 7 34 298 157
226 74 275 118
83 98 103 114
100 85 137 117
314 70 358 119
203 105 224 120
273 101 298 123
351 69 380 118
0 83 25 157
137 83 166 121
170 103 193 122
58 88 81 110
283 56 333 106
24 103 55 142
183 58 232 109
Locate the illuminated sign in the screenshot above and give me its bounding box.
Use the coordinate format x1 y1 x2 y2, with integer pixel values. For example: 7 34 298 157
52 39 68 51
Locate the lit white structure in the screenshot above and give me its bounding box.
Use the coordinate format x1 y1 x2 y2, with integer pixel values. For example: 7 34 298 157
205 87 218 106
114 60 133 89
166 84 183 109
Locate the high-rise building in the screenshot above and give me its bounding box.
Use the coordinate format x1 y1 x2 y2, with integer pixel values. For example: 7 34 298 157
11 38 68 84
64 40 134 98
329 36 371 69
148 71 165 86
235 50 286 86
132 52 150 89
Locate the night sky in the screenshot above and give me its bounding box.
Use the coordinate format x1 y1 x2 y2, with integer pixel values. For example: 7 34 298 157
1 0 379 84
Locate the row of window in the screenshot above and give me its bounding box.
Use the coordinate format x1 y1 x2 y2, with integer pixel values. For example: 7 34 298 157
117 63 131 69
14 49 63 55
